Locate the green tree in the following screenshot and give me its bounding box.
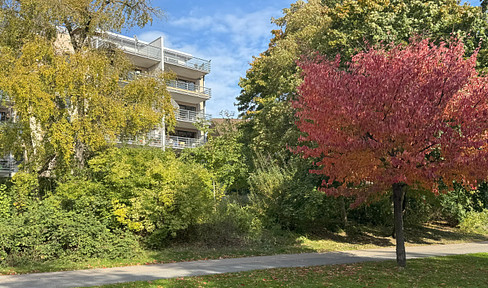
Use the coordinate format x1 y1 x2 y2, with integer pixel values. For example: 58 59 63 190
180 116 248 194
238 0 488 156
0 0 160 51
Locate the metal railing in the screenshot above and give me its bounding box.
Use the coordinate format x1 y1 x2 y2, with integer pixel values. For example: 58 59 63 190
97 35 161 60
0 155 18 176
0 91 12 103
166 136 204 149
120 134 205 150
164 50 211 73
176 109 211 122
94 34 211 72
166 80 211 98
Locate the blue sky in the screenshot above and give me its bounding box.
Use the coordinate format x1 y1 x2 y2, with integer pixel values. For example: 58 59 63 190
124 0 481 118
123 0 296 117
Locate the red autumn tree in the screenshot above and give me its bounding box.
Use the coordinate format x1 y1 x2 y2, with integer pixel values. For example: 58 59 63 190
294 39 488 267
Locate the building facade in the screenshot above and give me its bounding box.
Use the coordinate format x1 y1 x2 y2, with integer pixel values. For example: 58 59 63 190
101 32 211 150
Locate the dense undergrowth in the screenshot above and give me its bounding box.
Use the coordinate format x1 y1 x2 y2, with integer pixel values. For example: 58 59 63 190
1 147 488 272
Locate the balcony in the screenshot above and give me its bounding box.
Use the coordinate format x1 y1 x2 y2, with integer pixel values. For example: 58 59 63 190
164 50 211 74
0 91 12 103
167 79 211 99
121 134 204 150
97 34 162 68
104 34 161 59
0 155 18 177
166 136 204 149
176 109 211 123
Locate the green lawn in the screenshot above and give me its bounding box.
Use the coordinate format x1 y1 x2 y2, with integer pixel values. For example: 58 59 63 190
1 223 487 275
92 253 488 288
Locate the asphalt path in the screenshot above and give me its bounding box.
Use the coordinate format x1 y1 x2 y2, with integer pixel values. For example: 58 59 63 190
1 241 487 288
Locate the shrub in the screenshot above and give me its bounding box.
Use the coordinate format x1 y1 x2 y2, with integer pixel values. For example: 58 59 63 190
88 147 216 248
348 196 393 227
179 116 249 194
0 184 10 219
347 187 438 229
403 188 439 227
55 178 116 228
0 196 141 266
459 210 488 234
182 198 262 247
438 184 474 225
249 155 342 233
437 182 488 225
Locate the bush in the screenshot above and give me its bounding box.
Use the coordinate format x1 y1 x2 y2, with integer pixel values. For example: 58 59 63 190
182 198 262 247
459 210 488 234
55 178 116 228
248 155 342 233
0 184 11 219
347 187 439 229
437 182 488 225
348 196 393 227
403 188 439 227
438 184 474 225
88 147 216 248
0 168 143 266
0 196 141 266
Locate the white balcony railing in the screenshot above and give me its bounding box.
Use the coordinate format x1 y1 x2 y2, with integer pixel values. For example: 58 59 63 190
167 80 211 98
176 109 211 123
94 34 210 72
96 35 161 60
0 155 18 176
166 136 204 149
121 134 204 150
164 50 211 73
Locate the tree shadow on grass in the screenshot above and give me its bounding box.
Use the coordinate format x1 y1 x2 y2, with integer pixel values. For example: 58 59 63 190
404 222 488 245
301 222 488 250
303 224 395 247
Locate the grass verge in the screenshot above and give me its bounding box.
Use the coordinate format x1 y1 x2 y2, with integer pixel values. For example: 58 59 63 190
91 253 488 288
1 223 487 275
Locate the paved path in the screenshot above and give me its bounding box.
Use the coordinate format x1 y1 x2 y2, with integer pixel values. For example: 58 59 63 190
1 241 487 288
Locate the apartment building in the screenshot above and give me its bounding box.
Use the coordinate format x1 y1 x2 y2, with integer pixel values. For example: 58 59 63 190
0 92 17 177
101 32 211 150
0 32 211 176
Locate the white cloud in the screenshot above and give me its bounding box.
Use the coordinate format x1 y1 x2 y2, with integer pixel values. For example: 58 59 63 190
137 30 165 42
138 5 287 117
137 31 183 48
170 15 217 32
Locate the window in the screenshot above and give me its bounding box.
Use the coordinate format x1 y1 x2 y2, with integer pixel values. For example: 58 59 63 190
179 104 197 112
172 130 196 138
0 111 8 122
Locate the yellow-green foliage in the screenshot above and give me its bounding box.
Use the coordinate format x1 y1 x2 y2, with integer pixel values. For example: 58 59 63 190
180 117 248 193
460 210 488 234
10 172 39 213
0 38 174 173
0 0 161 50
0 0 171 174
0 184 10 219
88 147 216 247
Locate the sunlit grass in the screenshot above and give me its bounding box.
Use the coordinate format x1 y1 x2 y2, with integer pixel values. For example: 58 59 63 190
91 253 488 288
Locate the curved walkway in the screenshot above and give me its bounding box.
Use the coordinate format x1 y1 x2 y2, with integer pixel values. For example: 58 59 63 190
1 241 487 288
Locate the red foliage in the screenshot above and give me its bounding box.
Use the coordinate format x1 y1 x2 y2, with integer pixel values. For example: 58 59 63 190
294 39 488 206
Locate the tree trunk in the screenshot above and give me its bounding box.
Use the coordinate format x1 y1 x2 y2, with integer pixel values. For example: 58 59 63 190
75 139 85 169
393 182 406 267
